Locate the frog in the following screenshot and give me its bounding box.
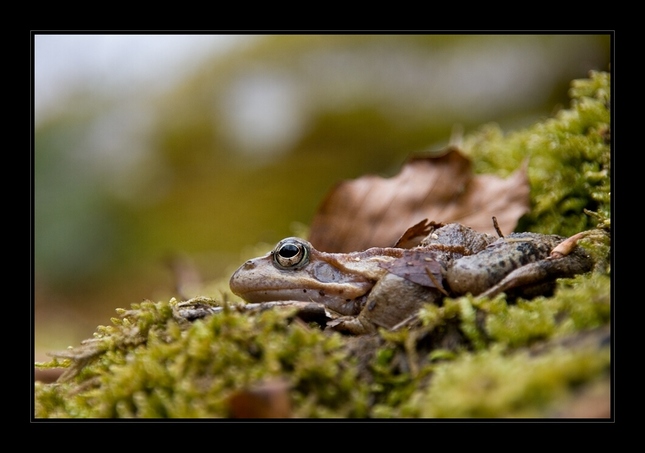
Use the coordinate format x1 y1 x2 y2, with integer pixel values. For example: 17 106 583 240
229 222 598 335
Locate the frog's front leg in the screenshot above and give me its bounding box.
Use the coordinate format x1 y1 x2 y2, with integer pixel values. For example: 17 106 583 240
327 273 442 334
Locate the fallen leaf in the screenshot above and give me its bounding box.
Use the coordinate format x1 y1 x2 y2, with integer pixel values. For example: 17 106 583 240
393 219 442 249
227 379 292 418
308 147 529 252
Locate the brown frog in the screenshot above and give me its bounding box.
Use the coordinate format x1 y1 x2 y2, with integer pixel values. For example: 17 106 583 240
229 222 597 334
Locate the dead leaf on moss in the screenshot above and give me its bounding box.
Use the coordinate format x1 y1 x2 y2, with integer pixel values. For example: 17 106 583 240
308 147 530 252
227 379 292 418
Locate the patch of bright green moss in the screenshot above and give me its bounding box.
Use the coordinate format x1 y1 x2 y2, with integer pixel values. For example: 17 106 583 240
482 274 610 349
36 299 369 418
414 341 610 418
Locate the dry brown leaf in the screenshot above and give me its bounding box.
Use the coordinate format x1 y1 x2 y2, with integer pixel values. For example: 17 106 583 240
392 219 441 249
308 147 529 252
227 379 292 418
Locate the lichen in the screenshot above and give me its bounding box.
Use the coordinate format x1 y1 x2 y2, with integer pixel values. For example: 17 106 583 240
35 71 612 419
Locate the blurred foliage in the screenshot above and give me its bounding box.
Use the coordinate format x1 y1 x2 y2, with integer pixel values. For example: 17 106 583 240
35 70 612 418
34 34 610 358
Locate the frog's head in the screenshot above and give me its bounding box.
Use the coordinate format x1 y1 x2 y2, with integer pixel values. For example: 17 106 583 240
229 237 384 309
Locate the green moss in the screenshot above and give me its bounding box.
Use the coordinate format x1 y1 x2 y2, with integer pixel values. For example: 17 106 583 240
36 299 368 418
416 342 610 418
35 71 611 419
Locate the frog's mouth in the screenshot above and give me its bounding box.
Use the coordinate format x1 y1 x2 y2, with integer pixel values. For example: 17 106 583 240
230 283 371 305
230 285 371 318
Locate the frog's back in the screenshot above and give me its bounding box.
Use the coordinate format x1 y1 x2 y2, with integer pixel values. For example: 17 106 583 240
419 223 498 258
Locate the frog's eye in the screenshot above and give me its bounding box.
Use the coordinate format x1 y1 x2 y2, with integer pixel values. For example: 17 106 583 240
273 238 310 269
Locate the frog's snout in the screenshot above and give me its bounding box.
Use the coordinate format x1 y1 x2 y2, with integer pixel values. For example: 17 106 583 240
229 261 251 296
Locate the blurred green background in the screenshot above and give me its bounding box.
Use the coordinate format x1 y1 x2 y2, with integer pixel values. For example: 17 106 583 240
33 34 610 360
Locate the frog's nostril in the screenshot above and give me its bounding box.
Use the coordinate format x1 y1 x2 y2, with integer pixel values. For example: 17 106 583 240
244 261 256 269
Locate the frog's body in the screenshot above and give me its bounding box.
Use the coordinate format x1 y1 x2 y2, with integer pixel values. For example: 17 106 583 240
229 223 594 334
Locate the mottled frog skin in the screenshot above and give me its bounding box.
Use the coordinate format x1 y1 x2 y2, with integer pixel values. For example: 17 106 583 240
229 223 594 334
